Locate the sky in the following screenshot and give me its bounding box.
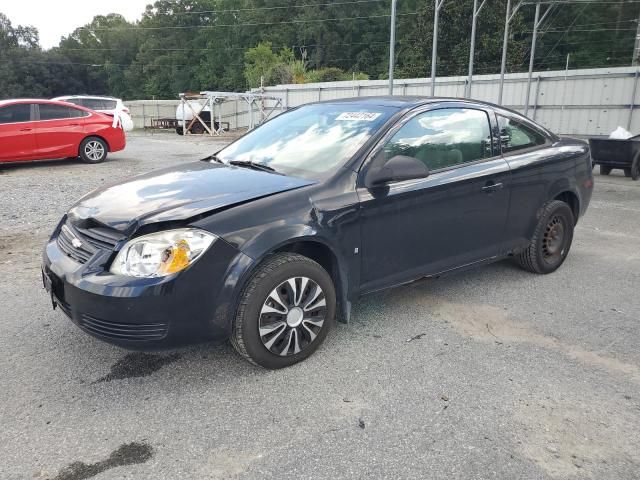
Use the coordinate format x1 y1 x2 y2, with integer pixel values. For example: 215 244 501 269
2 0 151 49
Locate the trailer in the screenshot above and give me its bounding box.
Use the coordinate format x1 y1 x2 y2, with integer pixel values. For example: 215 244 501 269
589 136 640 180
176 91 284 136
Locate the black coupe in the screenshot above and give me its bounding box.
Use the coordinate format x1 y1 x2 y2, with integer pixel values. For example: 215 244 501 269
42 97 593 368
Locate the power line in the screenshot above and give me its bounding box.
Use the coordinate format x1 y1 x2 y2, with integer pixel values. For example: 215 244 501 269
73 12 419 32
56 41 393 52
524 0 640 4
144 0 387 16
528 27 636 32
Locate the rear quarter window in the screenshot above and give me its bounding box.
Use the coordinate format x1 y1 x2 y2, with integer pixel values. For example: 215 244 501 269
497 114 548 154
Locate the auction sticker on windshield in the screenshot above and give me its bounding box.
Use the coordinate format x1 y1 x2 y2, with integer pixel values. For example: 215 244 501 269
335 112 382 121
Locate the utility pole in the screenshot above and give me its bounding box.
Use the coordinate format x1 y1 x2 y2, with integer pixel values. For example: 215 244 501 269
498 0 523 105
559 53 570 133
633 9 640 65
524 2 552 117
431 0 445 96
466 0 487 98
389 0 398 95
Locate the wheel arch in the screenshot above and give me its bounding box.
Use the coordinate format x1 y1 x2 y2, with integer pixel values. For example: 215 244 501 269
272 238 350 324
546 176 581 225
553 190 580 225
231 236 350 325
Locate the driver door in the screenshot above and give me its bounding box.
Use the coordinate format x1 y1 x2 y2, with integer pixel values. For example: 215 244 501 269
357 106 511 293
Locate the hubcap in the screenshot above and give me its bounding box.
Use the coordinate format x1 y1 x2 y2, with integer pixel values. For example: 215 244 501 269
542 215 566 262
84 141 105 161
258 276 326 356
286 307 304 327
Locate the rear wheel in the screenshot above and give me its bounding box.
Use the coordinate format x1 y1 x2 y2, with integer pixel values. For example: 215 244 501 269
79 137 108 164
600 165 612 175
514 200 574 274
231 253 336 369
631 155 640 181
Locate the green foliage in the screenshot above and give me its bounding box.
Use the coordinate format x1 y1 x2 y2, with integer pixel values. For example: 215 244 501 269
244 42 295 88
0 1 638 99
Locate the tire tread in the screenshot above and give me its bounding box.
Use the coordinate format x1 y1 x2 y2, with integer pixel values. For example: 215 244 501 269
230 252 328 367
514 200 573 274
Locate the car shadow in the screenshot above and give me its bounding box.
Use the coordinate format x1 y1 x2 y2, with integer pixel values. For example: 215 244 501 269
65 259 532 387
0 155 121 172
0 157 80 171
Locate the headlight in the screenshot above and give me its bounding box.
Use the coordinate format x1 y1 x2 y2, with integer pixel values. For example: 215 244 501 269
110 228 217 278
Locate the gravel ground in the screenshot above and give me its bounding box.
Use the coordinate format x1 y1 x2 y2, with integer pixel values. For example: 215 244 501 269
1 132 639 480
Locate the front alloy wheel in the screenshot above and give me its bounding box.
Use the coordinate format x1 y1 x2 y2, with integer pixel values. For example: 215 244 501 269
259 276 326 356
231 252 336 369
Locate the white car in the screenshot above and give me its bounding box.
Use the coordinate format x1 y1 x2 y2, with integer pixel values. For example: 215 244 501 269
52 95 133 131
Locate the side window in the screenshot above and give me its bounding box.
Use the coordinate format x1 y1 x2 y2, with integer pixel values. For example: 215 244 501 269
497 115 547 153
69 107 87 118
83 98 105 110
102 99 117 110
63 98 82 106
39 104 79 120
382 108 492 171
0 104 31 124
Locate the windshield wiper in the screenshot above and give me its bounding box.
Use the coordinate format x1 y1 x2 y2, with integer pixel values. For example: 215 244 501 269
229 160 280 174
202 154 225 164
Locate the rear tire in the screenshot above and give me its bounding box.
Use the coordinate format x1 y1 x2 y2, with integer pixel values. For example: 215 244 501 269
600 165 612 175
231 253 336 369
631 156 640 181
514 200 574 274
79 137 108 164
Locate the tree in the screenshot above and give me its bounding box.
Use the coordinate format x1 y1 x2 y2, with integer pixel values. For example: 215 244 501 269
2 0 638 99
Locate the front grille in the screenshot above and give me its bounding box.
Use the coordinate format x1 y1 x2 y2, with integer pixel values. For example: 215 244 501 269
57 221 123 264
80 314 168 341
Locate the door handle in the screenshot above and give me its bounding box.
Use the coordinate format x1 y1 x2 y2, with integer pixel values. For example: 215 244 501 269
19 128 32 132
482 182 503 193
65 123 80 126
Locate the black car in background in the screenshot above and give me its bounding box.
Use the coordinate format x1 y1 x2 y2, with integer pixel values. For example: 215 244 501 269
42 97 593 368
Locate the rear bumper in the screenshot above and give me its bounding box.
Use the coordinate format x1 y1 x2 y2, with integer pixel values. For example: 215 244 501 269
108 129 126 153
42 231 253 349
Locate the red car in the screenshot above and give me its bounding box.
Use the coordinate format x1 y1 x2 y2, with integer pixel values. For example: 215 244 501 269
0 99 126 165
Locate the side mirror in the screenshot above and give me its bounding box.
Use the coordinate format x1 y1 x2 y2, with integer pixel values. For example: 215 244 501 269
365 155 429 188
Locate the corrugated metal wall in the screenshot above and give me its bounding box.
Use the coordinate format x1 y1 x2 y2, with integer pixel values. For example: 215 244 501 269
127 66 640 136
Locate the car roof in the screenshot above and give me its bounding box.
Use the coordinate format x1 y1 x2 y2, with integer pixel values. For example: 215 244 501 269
0 98 87 107
315 95 554 136
0 98 98 115
53 95 119 100
317 95 504 109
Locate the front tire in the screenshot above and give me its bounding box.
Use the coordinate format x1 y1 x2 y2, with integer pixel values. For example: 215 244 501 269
79 137 108 164
231 253 336 369
514 200 574 274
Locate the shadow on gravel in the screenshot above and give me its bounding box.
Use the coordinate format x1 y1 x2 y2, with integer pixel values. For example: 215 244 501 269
52 441 153 480
93 352 181 383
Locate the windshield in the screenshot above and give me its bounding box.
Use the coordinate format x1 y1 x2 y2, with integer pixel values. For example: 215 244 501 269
216 103 396 179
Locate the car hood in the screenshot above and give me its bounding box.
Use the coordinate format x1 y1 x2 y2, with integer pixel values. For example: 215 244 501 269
67 161 315 232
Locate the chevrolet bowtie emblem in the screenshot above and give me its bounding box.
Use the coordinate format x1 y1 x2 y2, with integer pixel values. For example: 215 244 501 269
62 225 83 249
